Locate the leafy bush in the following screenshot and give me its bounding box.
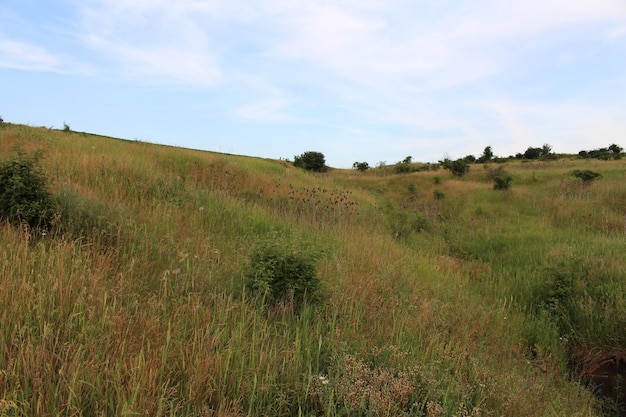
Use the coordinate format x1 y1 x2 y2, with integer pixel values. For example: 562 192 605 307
571 169 602 183
440 158 469 177
493 174 512 190
245 235 322 310
294 151 327 172
352 161 370 172
0 148 56 230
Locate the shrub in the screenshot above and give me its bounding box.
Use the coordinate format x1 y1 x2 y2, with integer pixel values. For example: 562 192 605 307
493 174 512 190
440 158 469 177
0 147 56 230
433 189 445 200
571 170 602 183
294 151 327 172
245 235 322 310
352 161 370 172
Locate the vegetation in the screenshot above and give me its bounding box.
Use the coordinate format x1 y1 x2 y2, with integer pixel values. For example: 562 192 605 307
0 147 56 230
440 157 470 177
352 161 370 172
244 234 323 310
572 169 602 183
293 151 327 172
1 123 625 416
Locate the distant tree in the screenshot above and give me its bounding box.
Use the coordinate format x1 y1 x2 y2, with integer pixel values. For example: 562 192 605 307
441 158 469 177
402 156 413 164
293 151 327 172
609 144 623 157
523 147 543 160
463 155 476 163
477 146 493 163
63 122 71 132
352 161 370 172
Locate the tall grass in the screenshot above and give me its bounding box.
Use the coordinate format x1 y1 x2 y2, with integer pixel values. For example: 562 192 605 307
1 124 618 415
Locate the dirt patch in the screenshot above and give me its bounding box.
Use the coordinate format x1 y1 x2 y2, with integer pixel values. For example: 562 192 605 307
570 348 626 416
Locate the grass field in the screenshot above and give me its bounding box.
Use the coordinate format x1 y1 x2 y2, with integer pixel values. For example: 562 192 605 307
1 123 625 416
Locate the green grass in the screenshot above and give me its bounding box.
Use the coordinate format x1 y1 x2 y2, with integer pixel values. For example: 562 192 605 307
2 124 624 416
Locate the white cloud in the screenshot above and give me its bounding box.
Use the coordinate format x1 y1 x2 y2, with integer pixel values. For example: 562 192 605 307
233 97 299 122
0 37 62 71
77 0 222 85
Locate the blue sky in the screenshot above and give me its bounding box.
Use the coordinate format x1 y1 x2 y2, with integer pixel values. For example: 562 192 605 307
1 0 625 168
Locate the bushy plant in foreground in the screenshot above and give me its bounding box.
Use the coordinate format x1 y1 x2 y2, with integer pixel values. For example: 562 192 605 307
571 169 602 183
245 235 322 310
0 147 56 230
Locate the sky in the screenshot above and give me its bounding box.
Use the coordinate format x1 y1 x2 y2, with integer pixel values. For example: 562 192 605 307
1 0 625 168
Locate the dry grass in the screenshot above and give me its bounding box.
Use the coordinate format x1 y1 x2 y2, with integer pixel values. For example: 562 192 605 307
1 124 620 416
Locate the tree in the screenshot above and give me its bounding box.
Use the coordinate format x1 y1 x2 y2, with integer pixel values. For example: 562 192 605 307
440 158 469 177
523 147 543 159
352 161 370 172
477 146 493 163
609 144 623 156
293 151 327 172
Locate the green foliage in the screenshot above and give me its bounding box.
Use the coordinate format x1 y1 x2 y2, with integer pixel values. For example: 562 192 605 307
63 122 71 132
245 234 323 310
486 165 512 190
352 161 370 172
293 151 327 172
571 169 602 182
0 147 56 230
440 158 469 177
523 144 555 160
578 144 623 160
433 189 445 200
493 175 512 190
477 146 494 163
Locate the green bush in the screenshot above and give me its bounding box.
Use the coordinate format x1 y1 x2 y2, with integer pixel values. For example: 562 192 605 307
293 151 327 172
571 169 602 183
0 148 56 230
352 161 370 172
493 174 512 190
440 158 469 177
245 235 322 310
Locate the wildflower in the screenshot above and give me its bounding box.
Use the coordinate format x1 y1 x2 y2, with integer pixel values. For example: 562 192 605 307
318 375 330 385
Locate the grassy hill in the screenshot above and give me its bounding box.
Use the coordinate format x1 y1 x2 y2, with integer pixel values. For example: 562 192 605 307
1 123 625 416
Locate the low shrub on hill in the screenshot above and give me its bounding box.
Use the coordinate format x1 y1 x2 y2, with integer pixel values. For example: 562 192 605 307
0 147 56 231
245 234 323 312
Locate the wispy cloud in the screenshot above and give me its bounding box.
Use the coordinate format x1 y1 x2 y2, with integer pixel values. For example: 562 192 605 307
0 37 63 71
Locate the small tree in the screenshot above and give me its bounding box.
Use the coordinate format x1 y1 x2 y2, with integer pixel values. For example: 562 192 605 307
352 161 370 172
294 151 327 172
0 148 56 230
441 158 469 177
477 146 493 163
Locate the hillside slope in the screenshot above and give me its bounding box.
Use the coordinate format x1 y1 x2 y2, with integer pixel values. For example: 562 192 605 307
1 124 625 416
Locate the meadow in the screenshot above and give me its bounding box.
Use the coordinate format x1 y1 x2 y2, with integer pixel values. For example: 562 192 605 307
1 123 625 416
